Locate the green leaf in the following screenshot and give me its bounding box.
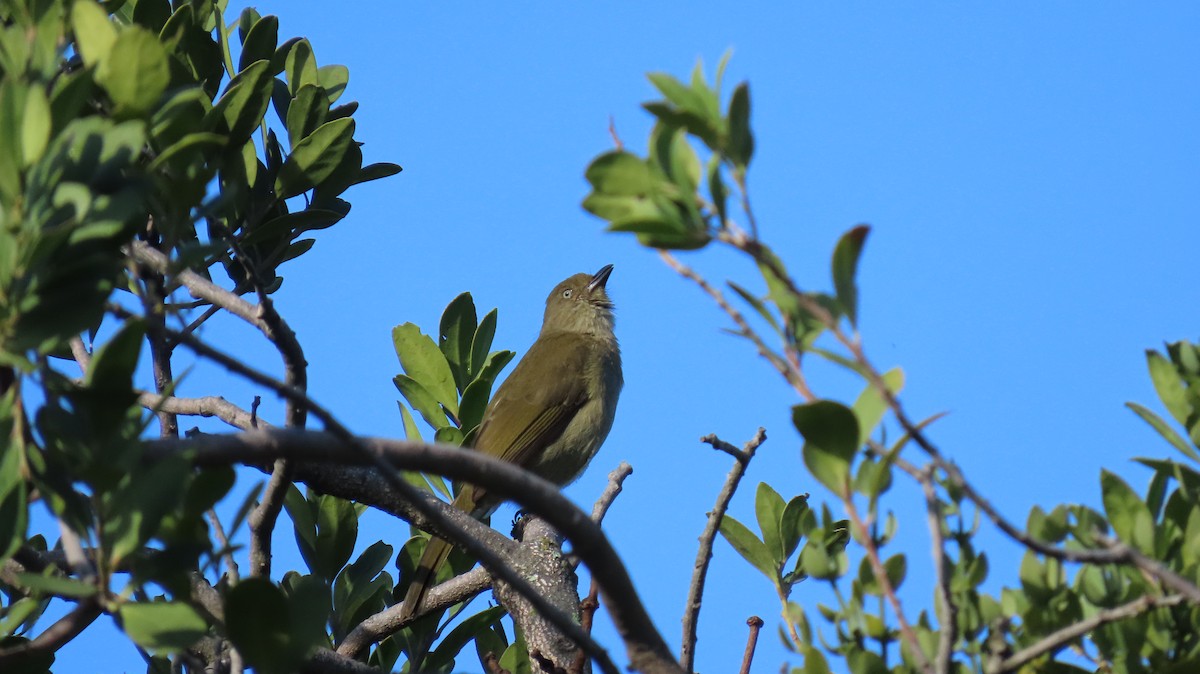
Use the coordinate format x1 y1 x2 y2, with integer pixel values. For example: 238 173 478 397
317 64 349 104
274 117 355 198
727 82 754 169
439 293 478 394
1100 469 1156 554
12 572 97 598
85 319 145 393
393 374 448 430
1147 350 1192 427
285 83 330 149
831 224 869 327
351 161 403 186
392 323 459 417
118 601 207 654
718 514 777 582
21 87 51 167
211 59 272 142
96 26 170 115
754 482 788 565
315 494 358 580
850 367 904 447
72 0 117 67
470 308 499 378
795 400 860 497
225 579 303 674
102 455 192 564
584 151 657 196
426 606 507 672
458 377 494 437
285 39 318 96
779 494 809 562
238 14 279 72
397 403 423 441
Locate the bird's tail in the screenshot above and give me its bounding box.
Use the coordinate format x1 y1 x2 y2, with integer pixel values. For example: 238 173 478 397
398 488 481 622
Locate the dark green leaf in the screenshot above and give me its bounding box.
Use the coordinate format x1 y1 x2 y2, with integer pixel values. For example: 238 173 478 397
211 59 272 142
727 82 754 169
274 117 355 198
238 15 278 72
315 495 357 580
831 224 869 327
225 579 300 674
439 293 477 394
470 308 499 379
779 494 808 562
795 400 860 497
284 83 330 149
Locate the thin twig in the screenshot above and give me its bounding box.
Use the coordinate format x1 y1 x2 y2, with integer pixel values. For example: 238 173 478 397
919 468 955 674
571 579 602 674
660 250 814 400
207 510 240 584
995 594 1185 673
739 617 764 674
591 462 634 522
0 599 102 667
844 497 931 674
680 428 766 672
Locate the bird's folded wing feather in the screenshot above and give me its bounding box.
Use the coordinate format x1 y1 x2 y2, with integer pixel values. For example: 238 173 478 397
469 334 592 497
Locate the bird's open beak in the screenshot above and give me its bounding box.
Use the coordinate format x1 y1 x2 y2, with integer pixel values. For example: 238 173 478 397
587 264 614 292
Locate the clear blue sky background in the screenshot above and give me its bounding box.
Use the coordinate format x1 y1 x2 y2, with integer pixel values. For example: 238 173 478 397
47 3 1199 672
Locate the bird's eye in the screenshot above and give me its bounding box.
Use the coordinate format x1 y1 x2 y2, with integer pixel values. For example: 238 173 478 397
561 289 572 299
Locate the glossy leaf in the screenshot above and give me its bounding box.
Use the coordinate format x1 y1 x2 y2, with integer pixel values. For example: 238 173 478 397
275 117 355 198
439 293 477 393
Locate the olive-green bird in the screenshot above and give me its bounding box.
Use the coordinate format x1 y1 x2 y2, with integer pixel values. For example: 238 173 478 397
399 264 623 621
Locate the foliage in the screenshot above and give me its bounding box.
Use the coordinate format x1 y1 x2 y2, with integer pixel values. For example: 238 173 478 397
1 3 1196 673
582 57 1200 674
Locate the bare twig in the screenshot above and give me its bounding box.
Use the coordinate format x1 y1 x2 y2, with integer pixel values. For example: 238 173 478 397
0 598 102 667
995 594 1185 673
248 458 292 577
660 250 814 400
680 428 766 672
571 579 602 674
739 616 764 674
592 462 634 522
207 510 240 584
920 469 955 674
844 497 931 673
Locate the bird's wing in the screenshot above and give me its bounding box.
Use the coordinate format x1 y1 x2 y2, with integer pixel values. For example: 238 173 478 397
470 333 591 479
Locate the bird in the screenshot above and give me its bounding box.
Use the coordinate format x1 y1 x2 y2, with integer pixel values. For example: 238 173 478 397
399 264 623 622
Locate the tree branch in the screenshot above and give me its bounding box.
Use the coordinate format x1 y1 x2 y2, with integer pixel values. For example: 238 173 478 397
145 428 680 674
0 598 102 668
659 251 814 401
680 428 766 672
919 468 956 674
994 593 1185 673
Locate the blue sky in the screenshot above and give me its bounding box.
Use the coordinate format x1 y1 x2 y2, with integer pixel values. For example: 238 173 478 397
47 3 1200 672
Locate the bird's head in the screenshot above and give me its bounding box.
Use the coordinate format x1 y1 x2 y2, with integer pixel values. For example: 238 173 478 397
541 264 615 336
